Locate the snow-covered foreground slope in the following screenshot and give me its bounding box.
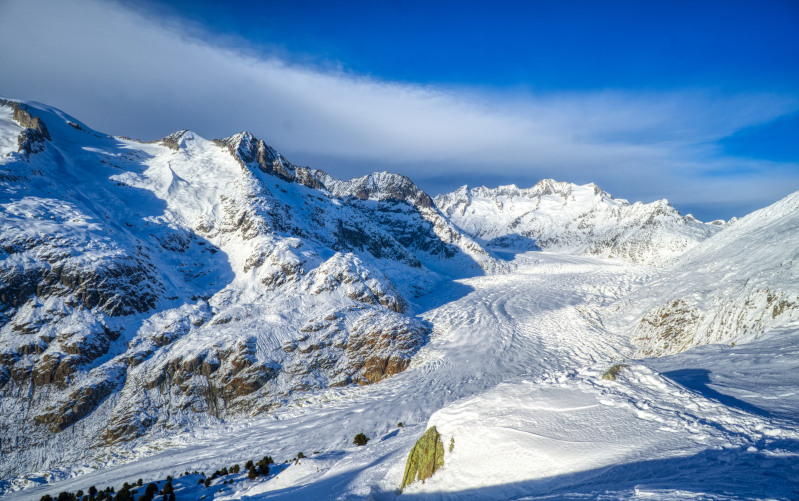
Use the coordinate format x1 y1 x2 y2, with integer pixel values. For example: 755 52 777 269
7 252 799 500
435 181 722 265
1 252 645 497
630 190 799 356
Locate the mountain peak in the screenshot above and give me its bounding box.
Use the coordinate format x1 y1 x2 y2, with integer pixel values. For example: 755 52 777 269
320 171 434 209
159 129 192 150
435 178 721 264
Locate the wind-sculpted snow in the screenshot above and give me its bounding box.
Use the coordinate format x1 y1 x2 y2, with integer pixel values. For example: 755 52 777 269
0 99 486 479
631 190 799 356
435 180 722 265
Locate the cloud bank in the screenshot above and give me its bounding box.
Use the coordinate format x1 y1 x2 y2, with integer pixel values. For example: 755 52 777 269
0 0 797 219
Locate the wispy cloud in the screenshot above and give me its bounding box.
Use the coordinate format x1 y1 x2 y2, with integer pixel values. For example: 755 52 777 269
0 0 796 219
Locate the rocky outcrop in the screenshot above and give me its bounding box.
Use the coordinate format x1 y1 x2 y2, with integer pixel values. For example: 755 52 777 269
0 257 161 316
215 132 316 186
0 99 51 155
316 171 434 209
401 426 446 490
158 129 189 150
34 372 121 433
630 190 799 356
601 364 628 381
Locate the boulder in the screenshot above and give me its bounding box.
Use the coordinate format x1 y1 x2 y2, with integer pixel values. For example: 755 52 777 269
400 426 445 490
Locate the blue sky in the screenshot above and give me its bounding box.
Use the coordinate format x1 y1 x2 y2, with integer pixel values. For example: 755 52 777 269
1 0 797 220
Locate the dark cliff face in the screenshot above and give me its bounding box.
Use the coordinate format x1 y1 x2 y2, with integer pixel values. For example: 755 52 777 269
214 132 322 189
0 99 51 155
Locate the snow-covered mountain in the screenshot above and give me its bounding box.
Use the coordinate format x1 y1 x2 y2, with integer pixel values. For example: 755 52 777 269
3 97 797 500
631 189 799 356
435 181 723 265
0 99 494 476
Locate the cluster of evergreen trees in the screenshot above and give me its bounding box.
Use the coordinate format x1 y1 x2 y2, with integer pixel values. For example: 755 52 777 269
37 446 316 500
245 456 274 479
39 477 175 501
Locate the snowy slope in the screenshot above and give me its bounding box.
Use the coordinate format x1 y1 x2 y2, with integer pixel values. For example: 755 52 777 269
435 181 723 265
0 99 495 479
629 190 799 356
2 252 650 498
8 252 799 501
2 98 798 501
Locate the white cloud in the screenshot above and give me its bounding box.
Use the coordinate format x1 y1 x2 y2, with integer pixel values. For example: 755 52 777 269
0 0 797 219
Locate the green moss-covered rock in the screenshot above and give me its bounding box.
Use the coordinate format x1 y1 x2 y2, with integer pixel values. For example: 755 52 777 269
400 426 445 490
601 364 628 380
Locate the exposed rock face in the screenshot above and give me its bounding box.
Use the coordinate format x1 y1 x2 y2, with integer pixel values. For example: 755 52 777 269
631 190 799 356
0 99 51 155
214 132 323 190
601 364 628 381
401 426 446 490
158 129 188 150
317 170 434 209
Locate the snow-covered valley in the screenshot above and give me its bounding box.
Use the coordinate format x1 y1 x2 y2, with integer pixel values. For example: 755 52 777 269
7 252 799 500
1 99 798 500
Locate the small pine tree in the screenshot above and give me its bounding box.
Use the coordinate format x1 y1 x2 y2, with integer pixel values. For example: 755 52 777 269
204 478 211 488
245 459 254 470
112 487 132 501
248 467 257 480
39 495 53 501
162 481 174 495
296 452 306 459
397 422 404 428
142 483 158 501
89 486 97 498
231 464 240 473
353 433 369 446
